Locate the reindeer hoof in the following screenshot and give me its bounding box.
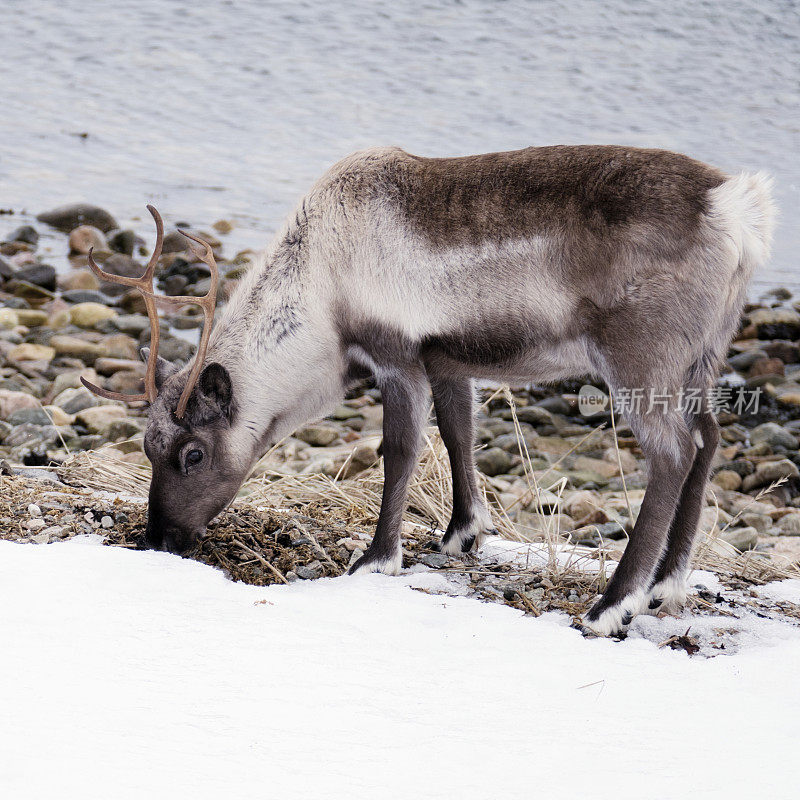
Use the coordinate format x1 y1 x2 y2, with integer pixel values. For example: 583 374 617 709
582 588 647 637
348 547 402 576
643 575 688 616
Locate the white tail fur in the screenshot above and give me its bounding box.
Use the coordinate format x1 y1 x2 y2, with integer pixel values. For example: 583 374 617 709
708 171 777 272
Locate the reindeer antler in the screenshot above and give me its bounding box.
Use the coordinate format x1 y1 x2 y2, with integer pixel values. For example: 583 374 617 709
80 206 220 419
152 228 220 418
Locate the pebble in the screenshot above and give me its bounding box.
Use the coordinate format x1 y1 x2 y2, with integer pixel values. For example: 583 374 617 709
68 225 108 255
721 526 759 552
27 503 42 517
100 515 113 529
37 203 118 233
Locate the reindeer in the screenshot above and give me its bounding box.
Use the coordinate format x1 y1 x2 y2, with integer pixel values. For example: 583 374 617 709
82 145 775 635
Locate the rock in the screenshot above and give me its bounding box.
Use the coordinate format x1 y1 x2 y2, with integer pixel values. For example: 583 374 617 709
50 335 103 363
100 515 114 529
721 526 759 551
162 228 221 254
777 513 800 535
31 525 65 543
37 203 118 233
602 446 639 473
70 302 117 328
341 443 379 478
62 290 112 306
475 446 514 476
106 229 136 256
8 342 55 362
567 526 602 546
562 490 603 521
7 280 55 302
0 254 15 281
295 561 323 580
6 407 52 426
75 405 128 433
747 357 784 378
504 405 553 426
212 219 234 234
99 333 139 360
68 225 108 255
748 307 800 340
104 418 143 441
51 377 99 408
329 404 363 421
742 459 800 492
728 349 768 371
750 422 798 451
741 512 772 533
0 308 18 329
0 421 12 442
762 340 800 364
571 455 620 479
94 357 144 376
420 553 450 569
712 469 742 491
101 253 145 280
11 263 56 291
3 423 61 448
5 225 39 246
15 309 48 327
107 371 145 394
27 503 42 517
119 289 147 314
150 335 193 363
58 268 100 292
517 511 576 535
111 314 151 336
163 275 189 295
296 424 339 447
42 405 74 426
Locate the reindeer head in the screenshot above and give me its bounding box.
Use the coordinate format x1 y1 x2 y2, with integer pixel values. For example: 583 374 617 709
81 206 251 553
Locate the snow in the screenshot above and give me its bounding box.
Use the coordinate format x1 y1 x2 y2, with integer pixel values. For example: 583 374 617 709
758 579 800 605
1 537 798 799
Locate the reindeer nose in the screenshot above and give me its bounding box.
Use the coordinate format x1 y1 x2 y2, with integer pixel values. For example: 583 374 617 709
145 519 194 554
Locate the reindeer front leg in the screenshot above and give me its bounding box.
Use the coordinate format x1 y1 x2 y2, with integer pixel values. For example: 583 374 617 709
349 365 429 575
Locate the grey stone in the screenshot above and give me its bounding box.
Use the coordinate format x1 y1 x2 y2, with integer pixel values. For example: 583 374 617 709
37 203 118 233
295 561 323 580
3 423 60 447
295 425 339 447
61 289 113 305
6 407 51 426
107 229 136 256
750 422 798 451
53 387 98 415
475 446 513 476
12 264 56 291
742 459 800 492
421 553 450 569
721 526 759 551
111 314 151 336
777 513 800 536
6 225 39 246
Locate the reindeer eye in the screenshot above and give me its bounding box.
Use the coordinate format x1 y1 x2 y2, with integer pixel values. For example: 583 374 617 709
185 449 203 467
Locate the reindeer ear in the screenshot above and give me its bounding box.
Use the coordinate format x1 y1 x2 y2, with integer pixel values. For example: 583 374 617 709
139 347 177 390
199 363 233 418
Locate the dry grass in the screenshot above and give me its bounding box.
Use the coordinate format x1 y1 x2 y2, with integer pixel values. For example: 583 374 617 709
53 390 800 596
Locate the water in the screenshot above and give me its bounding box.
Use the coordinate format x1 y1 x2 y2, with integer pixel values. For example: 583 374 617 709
2 0 799 291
